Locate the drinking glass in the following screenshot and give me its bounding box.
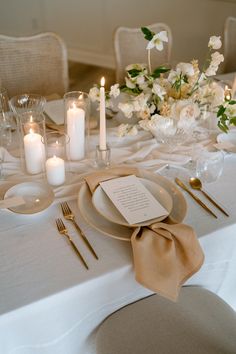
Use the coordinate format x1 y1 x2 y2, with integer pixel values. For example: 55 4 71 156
196 150 224 183
9 93 46 118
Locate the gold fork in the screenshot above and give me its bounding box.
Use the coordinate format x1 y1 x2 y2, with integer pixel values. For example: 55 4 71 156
55 218 89 270
60 202 99 260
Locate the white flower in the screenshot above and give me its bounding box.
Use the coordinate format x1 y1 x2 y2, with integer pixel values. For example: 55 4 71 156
208 36 222 50
211 51 224 66
205 64 218 77
126 63 147 73
138 107 151 120
109 84 120 98
118 102 134 118
127 125 138 136
89 86 100 102
146 31 168 51
133 93 149 111
170 99 200 120
125 77 136 89
136 75 145 85
176 62 195 77
167 70 179 84
152 82 166 100
117 123 138 137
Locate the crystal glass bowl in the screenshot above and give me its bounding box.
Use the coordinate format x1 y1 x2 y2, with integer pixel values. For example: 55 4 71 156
9 93 46 116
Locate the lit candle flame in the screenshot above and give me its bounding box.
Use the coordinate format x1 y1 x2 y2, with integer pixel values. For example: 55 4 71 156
101 77 105 87
30 115 33 123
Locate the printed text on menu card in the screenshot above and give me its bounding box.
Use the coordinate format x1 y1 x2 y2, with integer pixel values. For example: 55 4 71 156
100 175 168 225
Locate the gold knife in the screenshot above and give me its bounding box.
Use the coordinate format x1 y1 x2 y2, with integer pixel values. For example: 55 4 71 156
175 178 218 218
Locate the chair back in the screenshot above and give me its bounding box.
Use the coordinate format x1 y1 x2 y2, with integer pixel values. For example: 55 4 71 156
0 32 69 97
114 23 172 84
224 17 236 73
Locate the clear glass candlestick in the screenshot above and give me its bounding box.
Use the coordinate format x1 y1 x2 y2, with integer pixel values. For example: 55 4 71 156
95 145 111 168
64 91 90 161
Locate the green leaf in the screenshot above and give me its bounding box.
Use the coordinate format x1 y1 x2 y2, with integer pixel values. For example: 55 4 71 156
183 75 189 84
229 100 236 105
127 68 142 78
151 66 170 78
217 121 228 133
141 27 154 41
230 116 236 125
217 105 226 117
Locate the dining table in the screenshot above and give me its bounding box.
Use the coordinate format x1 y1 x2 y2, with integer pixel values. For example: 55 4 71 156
0 94 236 354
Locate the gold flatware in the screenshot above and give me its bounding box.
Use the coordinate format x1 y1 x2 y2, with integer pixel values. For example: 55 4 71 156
60 202 99 260
175 178 217 219
189 177 229 217
55 218 89 269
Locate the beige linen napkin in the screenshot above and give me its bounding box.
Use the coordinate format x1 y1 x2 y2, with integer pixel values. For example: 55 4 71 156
84 167 204 301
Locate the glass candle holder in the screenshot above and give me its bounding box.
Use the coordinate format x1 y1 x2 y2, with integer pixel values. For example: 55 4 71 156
42 131 70 187
64 91 90 161
0 87 14 147
18 111 46 175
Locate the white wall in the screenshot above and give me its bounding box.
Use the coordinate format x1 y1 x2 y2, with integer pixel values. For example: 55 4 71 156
0 0 236 68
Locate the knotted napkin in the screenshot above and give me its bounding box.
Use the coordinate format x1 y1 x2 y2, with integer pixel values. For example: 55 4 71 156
84 167 204 301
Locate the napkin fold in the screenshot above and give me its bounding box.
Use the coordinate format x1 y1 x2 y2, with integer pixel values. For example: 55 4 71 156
84 167 204 301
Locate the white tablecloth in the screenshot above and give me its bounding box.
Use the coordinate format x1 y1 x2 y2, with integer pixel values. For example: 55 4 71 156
0 127 236 354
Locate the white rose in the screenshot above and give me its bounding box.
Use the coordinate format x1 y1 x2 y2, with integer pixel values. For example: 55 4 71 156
208 36 222 50
176 62 195 77
109 83 120 98
171 99 200 120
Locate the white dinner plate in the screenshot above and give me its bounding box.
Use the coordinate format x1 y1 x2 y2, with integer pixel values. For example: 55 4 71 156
92 178 173 227
77 169 187 241
4 182 54 214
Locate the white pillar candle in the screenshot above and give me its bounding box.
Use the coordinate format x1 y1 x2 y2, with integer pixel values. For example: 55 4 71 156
45 155 65 186
23 129 45 174
67 103 85 160
99 77 106 150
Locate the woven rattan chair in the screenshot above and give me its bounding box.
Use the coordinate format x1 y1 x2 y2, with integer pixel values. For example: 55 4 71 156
224 17 236 73
96 287 236 354
114 23 172 84
0 32 69 97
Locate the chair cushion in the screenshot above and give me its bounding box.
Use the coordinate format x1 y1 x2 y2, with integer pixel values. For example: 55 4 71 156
96 287 236 354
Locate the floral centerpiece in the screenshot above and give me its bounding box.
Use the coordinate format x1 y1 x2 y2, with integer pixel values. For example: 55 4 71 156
89 27 236 139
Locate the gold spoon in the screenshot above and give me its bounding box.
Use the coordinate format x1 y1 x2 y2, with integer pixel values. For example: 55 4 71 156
189 177 229 217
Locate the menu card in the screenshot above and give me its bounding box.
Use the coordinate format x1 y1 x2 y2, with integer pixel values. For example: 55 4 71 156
100 175 168 225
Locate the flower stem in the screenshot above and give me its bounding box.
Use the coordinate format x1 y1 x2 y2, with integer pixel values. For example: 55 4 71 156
148 49 152 74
